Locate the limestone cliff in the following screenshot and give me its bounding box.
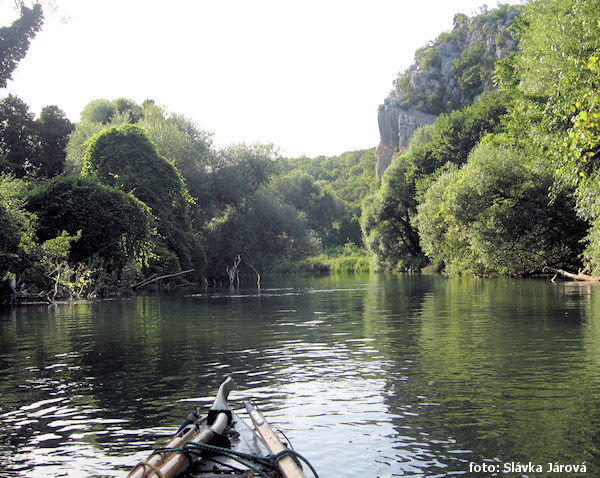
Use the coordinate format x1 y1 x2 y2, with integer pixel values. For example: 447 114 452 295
376 4 521 177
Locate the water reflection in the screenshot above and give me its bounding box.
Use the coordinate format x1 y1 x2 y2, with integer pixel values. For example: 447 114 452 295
373 277 600 476
1 275 600 476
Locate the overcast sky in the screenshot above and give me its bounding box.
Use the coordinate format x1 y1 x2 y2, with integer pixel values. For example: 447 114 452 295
1 0 523 158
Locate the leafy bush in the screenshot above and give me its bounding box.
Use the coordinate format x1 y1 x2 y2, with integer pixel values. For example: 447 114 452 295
203 195 319 277
416 141 586 275
0 175 32 280
452 42 494 100
26 176 154 275
81 124 206 278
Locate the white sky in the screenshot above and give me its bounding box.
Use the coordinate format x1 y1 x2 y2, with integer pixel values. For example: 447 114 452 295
1 0 522 158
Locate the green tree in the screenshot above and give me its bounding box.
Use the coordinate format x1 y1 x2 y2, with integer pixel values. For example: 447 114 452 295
0 94 40 177
281 148 377 209
0 174 85 298
269 170 346 243
200 142 330 277
416 141 586 275
452 41 494 101
0 96 72 178
278 149 377 248
361 91 510 271
65 101 130 174
29 230 84 298
78 97 141 124
408 91 510 180
25 176 154 271
66 99 217 209
64 119 106 174
81 124 206 278
0 174 32 280
509 0 600 271
361 156 425 271
209 142 280 206
0 4 43 88
66 99 321 275
36 105 73 177
137 101 215 205
203 194 318 277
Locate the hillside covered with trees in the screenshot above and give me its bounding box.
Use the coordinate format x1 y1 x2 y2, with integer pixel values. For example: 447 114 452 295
1 89 373 300
0 3 375 300
364 0 600 277
2 0 600 302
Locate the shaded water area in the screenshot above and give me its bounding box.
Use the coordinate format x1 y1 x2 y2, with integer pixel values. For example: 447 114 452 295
1 273 600 477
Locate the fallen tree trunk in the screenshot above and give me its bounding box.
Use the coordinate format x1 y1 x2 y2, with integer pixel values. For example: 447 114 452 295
132 269 194 290
543 267 600 282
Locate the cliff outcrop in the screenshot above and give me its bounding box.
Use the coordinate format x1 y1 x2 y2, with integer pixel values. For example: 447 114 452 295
376 4 522 177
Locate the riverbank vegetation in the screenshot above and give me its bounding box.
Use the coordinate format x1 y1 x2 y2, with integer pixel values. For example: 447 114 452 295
364 0 600 277
2 0 600 301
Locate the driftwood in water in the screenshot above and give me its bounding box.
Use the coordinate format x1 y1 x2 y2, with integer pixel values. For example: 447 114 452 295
226 255 241 287
132 269 194 290
225 256 261 288
543 267 600 282
2 293 52 306
244 260 261 288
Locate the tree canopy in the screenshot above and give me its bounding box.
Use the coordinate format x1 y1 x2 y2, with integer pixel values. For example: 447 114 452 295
81 124 206 279
509 0 600 272
0 95 72 178
416 141 586 275
361 91 510 271
361 0 600 276
26 176 154 270
0 4 43 89
6 0 600 297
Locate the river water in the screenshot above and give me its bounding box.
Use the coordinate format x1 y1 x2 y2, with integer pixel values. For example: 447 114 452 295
1 273 599 477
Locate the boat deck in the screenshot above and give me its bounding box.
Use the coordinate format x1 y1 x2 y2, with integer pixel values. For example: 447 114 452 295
189 410 270 476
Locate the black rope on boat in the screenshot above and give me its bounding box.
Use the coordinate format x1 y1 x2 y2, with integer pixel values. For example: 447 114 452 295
151 441 320 478
269 448 320 478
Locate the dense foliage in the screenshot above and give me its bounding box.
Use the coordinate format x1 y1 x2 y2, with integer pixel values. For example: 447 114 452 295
363 0 600 276
511 0 600 272
0 4 43 89
1 85 374 296
0 175 31 279
281 149 377 248
81 124 206 280
203 195 318 276
281 149 378 209
4 0 600 300
0 95 73 178
362 92 510 271
416 141 586 275
26 176 153 272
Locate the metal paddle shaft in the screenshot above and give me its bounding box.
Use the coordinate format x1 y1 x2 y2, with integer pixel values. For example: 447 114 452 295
128 377 237 478
244 402 307 478
150 412 229 477
127 421 202 478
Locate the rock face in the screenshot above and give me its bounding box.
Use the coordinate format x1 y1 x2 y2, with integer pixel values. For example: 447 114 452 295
375 5 521 178
376 91 436 177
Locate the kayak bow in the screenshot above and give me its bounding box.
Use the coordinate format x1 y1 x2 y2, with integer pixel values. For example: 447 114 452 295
128 376 237 478
127 376 316 478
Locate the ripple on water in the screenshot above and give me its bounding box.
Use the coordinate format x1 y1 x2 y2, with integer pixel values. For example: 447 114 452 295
2 276 600 477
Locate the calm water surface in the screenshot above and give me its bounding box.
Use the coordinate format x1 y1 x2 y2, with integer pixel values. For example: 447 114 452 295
1 274 600 477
